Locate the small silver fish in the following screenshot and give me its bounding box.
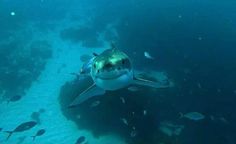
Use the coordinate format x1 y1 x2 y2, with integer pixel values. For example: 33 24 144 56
120 97 125 104
143 110 147 116
180 112 205 121
144 51 154 59
197 83 202 89
210 115 215 121
120 118 128 126
90 100 100 108
219 117 229 124
130 130 137 137
76 115 81 119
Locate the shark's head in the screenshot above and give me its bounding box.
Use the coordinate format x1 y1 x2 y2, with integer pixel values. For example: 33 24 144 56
91 48 133 90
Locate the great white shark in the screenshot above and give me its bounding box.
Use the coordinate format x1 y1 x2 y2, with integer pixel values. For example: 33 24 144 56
69 45 171 107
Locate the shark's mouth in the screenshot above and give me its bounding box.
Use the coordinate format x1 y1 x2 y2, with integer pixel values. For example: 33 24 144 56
96 73 125 80
94 70 130 80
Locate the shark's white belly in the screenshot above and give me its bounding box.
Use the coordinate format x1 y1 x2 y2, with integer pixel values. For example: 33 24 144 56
93 71 133 90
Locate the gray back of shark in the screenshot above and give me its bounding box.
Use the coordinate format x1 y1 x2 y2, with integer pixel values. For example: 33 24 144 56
69 47 171 107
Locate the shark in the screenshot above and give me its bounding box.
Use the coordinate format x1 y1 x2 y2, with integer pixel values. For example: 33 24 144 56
69 45 171 107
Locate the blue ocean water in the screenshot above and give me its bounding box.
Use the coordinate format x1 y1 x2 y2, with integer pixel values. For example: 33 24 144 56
0 0 236 144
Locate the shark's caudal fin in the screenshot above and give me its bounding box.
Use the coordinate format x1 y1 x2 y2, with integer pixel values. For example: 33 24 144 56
68 83 106 108
4 131 14 141
133 76 171 89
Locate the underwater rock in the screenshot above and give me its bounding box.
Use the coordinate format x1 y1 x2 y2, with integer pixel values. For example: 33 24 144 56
0 38 52 102
39 108 46 113
30 108 45 124
30 40 52 59
159 121 184 137
31 112 41 124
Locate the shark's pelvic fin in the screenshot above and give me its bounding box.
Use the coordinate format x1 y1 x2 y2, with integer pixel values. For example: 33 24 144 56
133 76 170 89
69 83 105 108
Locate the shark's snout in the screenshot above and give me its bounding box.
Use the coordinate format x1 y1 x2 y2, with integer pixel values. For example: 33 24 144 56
90 48 133 90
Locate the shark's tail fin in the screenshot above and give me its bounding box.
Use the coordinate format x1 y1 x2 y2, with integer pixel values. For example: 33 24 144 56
4 131 13 141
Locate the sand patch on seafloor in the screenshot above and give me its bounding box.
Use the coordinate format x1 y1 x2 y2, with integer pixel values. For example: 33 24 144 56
0 18 126 144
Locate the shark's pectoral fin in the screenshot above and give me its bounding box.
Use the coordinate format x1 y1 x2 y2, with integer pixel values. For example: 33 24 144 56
133 77 171 89
69 83 105 108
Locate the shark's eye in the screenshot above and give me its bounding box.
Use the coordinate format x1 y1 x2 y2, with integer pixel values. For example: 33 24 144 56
97 70 100 73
